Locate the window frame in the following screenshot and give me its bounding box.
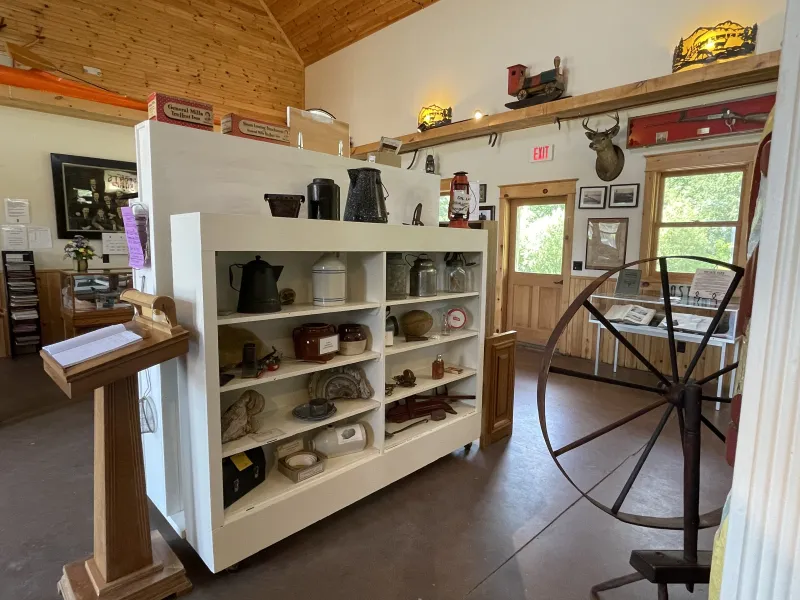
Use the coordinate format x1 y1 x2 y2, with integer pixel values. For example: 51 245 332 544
639 144 757 284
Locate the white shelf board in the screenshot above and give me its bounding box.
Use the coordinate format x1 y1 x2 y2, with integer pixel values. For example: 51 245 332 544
221 398 380 458
218 301 381 325
221 351 381 393
385 401 476 451
385 329 479 356
385 365 476 403
387 291 479 307
224 447 381 523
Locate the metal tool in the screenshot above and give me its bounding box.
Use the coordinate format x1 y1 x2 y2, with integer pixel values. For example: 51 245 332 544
385 418 429 439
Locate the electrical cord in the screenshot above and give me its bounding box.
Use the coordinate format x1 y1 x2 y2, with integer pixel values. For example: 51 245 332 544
406 149 419 170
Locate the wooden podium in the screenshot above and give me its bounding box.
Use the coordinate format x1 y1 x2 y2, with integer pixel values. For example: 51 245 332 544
41 290 192 600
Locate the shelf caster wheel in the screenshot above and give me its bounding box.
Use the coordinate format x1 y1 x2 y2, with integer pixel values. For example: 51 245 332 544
464 442 473 453
226 562 242 573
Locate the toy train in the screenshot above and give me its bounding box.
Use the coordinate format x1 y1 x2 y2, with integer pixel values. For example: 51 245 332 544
507 56 565 103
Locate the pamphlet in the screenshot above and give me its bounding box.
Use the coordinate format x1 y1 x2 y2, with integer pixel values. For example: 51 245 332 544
43 324 141 368
614 269 642 296
689 269 736 300
658 313 715 335
604 304 657 326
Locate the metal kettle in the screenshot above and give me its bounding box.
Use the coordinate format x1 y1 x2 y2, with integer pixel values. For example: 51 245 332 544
229 255 284 314
344 167 389 223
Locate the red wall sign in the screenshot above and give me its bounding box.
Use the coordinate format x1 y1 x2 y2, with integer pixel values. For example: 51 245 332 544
627 94 775 149
530 145 554 162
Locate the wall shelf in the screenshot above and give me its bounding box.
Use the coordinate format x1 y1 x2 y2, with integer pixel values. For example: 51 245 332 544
218 301 381 325
351 51 781 158
387 291 479 307
220 351 382 393
386 365 477 402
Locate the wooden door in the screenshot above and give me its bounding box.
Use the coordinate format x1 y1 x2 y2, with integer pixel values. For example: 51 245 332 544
481 331 517 448
506 196 573 346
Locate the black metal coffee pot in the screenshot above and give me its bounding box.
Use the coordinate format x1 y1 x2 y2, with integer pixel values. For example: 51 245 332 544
229 255 283 313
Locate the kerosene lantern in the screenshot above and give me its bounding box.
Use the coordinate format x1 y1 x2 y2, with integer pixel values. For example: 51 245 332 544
448 171 473 228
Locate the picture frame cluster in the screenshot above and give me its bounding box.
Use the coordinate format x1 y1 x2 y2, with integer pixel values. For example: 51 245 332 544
578 183 639 209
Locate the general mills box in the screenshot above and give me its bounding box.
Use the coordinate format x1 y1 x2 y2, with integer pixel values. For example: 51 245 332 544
147 92 213 130
221 113 289 145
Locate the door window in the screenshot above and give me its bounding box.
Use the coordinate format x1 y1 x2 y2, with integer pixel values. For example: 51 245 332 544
514 203 565 275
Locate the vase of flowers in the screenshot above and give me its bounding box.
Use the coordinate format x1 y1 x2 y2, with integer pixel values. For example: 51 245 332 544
64 236 96 272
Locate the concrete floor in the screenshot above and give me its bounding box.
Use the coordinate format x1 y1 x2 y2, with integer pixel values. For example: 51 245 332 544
0 347 732 600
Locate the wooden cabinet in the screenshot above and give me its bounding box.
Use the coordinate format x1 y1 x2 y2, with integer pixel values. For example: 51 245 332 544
481 331 517 447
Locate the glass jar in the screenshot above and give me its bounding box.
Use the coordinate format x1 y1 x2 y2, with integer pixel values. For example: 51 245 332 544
446 254 467 293
386 253 407 300
408 254 437 297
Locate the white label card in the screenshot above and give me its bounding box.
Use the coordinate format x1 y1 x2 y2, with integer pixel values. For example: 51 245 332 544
318 334 339 354
102 232 128 255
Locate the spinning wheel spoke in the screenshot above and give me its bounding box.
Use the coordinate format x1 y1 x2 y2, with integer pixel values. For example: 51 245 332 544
583 301 671 387
612 405 675 514
682 268 744 383
701 415 726 442
553 398 668 457
694 362 739 386
659 258 680 383
702 395 732 404
549 366 664 395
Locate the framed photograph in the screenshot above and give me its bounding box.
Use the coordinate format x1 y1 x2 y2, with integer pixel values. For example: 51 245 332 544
478 206 496 221
578 186 607 209
586 217 629 270
609 183 640 208
50 154 138 240
479 183 487 204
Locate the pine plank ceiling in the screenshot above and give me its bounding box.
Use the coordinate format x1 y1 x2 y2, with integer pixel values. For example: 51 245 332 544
266 0 441 65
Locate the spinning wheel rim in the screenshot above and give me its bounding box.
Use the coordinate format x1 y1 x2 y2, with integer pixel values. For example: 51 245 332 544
537 255 743 530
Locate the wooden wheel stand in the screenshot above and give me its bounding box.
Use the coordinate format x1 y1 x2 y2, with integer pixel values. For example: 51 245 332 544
41 290 192 600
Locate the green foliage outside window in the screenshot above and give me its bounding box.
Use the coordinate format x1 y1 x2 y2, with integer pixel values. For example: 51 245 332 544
658 171 743 272
515 204 565 275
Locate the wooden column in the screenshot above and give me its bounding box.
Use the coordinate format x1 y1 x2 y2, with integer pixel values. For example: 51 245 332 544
720 2 800 596
480 331 517 448
90 375 152 583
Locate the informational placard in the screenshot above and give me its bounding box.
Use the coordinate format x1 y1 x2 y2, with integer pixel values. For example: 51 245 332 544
689 269 737 300
27 226 53 249
102 232 128 255
615 268 642 296
4 198 31 224
1 224 28 250
120 207 146 268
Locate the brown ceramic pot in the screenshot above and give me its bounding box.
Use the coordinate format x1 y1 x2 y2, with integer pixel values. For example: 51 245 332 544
338 323 367 356
293 323 338 362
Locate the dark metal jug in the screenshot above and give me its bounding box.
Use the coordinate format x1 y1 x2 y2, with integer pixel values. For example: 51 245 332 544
344 168 388 223
229 255 284 314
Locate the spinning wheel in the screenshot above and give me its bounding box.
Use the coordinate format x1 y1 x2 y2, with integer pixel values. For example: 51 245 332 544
537 256 743 599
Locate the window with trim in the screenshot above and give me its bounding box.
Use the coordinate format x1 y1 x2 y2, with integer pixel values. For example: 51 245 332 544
439 178 452 223
640 145 755 281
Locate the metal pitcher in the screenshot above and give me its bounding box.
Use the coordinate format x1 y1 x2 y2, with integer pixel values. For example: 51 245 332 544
344 168 389 223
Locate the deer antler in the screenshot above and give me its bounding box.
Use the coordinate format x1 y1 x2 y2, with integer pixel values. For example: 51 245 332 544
603 112 620 135
582 117 595 133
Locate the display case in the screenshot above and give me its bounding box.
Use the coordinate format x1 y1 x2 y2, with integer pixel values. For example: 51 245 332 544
59 268 134 337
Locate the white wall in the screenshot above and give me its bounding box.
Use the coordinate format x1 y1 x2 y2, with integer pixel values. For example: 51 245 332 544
306 0 786 276
0 106 134 269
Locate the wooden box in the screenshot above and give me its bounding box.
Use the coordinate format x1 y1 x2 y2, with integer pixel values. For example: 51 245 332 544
221 113 289 145
148 92 213 131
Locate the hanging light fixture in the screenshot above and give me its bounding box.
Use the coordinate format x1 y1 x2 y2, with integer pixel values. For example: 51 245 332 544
672 20 757 72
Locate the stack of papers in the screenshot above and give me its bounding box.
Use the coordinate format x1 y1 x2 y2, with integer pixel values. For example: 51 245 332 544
11 309 38 320
43 324 142 368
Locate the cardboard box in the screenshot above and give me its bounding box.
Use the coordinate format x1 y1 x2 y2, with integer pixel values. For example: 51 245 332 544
147 92 213 131
221 113 289 145
277 450 327 483
366 151 402 167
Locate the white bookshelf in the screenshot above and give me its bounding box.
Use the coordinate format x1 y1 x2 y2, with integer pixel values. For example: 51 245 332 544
171 214 487 571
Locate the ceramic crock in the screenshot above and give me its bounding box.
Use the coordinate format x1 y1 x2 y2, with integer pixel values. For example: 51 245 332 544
338 323 367 356
292 323 338 362
312 253 346 307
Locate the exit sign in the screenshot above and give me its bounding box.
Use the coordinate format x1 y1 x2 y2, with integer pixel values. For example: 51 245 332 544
530 145 554 162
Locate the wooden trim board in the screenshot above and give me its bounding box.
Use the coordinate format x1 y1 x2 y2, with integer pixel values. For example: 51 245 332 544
352 51 780 158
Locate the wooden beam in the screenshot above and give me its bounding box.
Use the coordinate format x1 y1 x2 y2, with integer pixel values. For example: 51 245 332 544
256 0 304 67
0 84 147 126
352 51 781 159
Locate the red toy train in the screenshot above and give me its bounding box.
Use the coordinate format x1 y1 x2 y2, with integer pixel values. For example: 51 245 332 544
507 56 565 103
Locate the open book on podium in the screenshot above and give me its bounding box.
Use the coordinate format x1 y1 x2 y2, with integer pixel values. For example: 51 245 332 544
40 290 191 600
41 289 188 397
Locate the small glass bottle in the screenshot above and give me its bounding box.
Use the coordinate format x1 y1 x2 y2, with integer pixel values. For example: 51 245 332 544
432 354 445 380
441 311 451 336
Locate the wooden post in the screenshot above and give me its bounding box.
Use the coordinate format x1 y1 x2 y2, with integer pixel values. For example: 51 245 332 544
480 331 517 448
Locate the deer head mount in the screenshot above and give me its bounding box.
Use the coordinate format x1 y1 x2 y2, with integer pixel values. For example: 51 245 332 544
583 113 625 182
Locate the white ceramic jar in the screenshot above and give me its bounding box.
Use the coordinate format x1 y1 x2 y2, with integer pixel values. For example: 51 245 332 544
312 423 368 458
312 252 346 306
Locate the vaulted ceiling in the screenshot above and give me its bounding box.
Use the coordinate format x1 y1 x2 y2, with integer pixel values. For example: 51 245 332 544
0 0 439 121
266 0 440 65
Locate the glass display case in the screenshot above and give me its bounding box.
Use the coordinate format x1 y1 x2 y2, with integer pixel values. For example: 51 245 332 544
60 269 134 337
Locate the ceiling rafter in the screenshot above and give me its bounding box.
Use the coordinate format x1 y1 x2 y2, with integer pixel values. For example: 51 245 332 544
256 0 304 66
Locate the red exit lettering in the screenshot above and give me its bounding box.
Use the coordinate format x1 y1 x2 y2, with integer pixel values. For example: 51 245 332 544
530 145 553 162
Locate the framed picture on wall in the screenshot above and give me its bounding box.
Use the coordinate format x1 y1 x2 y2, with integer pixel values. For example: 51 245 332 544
478 206 496 221
609 183 640 208
50 154 138 240
479 183 488 204
578 186 607 209
586 217 629 270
